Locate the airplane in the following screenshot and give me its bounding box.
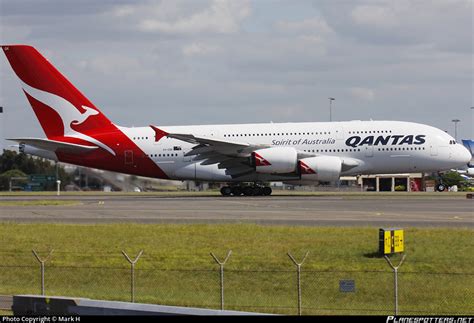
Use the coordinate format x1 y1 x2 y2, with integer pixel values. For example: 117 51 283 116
2 45 472 195
461 140 474 171
451 139 474 178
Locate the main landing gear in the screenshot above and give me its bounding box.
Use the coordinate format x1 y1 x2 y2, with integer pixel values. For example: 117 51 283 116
220 185 272 197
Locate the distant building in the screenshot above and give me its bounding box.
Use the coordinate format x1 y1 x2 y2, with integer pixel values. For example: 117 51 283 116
358 173 424 192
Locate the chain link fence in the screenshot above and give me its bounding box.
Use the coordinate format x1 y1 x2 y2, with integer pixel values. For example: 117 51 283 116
0 251 472 315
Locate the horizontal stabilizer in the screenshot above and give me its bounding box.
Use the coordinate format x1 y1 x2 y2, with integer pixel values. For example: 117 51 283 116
8 137 98 154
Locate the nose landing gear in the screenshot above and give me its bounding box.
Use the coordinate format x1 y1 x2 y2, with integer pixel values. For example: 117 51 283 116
434 172 446 192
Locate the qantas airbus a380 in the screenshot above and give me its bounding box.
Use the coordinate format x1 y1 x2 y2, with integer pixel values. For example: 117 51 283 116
2 45 471 196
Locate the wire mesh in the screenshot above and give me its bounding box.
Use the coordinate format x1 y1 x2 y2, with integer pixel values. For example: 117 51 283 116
0 258 472 315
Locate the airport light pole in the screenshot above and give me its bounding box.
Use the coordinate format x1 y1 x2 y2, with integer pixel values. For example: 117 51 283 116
328 97 335 122
452 119 460 141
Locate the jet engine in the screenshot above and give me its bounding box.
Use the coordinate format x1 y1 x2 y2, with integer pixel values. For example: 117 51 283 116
298 156 342 182
252 147 297 174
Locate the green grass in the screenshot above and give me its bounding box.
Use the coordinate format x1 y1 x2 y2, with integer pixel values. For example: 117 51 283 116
0 223 472 315
0 200 81 206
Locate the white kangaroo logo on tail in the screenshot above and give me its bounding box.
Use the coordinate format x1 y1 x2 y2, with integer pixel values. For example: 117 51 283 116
21 81 116 155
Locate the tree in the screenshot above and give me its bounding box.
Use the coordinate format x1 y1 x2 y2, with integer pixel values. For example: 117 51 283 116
440 171 468 188
0 150 73 190
0 169 28 191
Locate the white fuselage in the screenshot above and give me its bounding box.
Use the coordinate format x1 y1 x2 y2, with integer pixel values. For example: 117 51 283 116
118 120 471 183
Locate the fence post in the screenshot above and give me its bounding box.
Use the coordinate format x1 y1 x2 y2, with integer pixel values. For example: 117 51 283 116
384 254 406 315
210 250 232 311
31 249 53 296
122 250 143 303
287 251 309 316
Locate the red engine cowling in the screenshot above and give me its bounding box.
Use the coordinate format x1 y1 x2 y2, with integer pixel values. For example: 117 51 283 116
252 147 298 174
298 156 342 182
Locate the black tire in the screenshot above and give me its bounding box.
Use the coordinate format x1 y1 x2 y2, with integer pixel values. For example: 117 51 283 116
231 186 243 196
436 184 446 192
253 187 263 196
243 186 254 196
263 187 272 196
220 186 232 196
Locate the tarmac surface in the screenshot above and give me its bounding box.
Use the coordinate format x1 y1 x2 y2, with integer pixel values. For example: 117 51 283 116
0 194 472 227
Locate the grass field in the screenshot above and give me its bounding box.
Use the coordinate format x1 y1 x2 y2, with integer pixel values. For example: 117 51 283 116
0 200 81 206
0 223 472 315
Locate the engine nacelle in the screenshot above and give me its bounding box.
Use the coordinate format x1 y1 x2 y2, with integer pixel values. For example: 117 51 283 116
252 147 297 174
298 156 342 182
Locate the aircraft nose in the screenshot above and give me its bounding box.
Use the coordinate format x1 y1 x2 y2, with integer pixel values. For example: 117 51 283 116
457 145 472 165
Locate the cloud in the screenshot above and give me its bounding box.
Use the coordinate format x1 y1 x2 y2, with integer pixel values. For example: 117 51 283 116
351 4 398 28
182 42 220 56
77 55 142 75
322 0 473 52
111 5 136 17
350 87 376 101
0 25 32 43
275 17 333 34
137 0 251 34
0 0 472 143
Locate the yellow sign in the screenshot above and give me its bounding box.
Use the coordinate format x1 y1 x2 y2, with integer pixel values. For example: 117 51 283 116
380 228 404 255
393 229 404 253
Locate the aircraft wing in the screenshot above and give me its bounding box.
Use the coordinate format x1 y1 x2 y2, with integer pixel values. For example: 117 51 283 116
167 132 355 178
8 137 99 154
166 133 264 177
168 132 362 177
167 133 268 156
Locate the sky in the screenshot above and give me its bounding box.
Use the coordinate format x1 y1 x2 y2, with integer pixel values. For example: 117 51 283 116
0 0 473 151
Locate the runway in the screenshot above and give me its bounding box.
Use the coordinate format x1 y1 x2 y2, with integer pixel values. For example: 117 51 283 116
0 195 472 227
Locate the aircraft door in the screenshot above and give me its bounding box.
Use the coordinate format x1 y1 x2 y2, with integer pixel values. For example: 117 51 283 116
124 150 134 165
334 126 344 140
209 128 222 139
430 145 438 156
365 145 374 157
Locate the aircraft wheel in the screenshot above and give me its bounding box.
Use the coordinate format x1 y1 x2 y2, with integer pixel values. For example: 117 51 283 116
253 187 263 196
263 187 272 196
220 186 232 196
231 186 243 196
243 186 254 196
436 184 446 192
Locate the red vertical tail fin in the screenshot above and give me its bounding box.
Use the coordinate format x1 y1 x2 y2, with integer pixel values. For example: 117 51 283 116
2 45 112 139
2 45 169 178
